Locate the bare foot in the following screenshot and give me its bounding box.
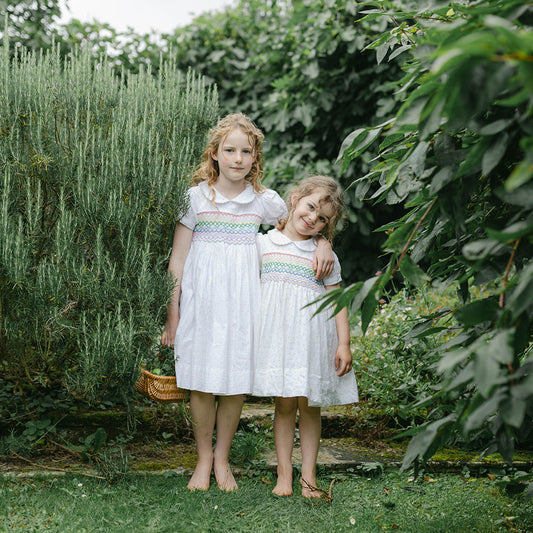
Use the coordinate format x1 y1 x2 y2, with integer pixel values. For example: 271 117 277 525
187 457 213 491
213 454 238 492
300 477 322 499
272 476 293 496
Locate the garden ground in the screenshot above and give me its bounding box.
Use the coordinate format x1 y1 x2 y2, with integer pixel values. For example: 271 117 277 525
2 401 532 478
1 401 533 532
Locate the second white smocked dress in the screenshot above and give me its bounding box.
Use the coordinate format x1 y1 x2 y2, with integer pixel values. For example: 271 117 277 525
174 182 286 395
253 229 359 407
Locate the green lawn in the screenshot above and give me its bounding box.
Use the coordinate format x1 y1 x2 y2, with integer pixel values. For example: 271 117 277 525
1 471 531 532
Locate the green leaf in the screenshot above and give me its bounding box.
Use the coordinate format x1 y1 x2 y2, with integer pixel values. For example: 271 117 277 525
462 239 504 261
485 330 514 365
500 396 527 429
350 276 379 315
412 326 449 338
389 44 412 61
511 370 533 400
447 361 474 390
505 155 533 191
338 128 367 161
406 141 430 177
396 97 426 126
437 347 472 374
479 119 513 135
376 41 390 65
92 427 107 452
486 219 533 242
346 122 390 158
482 133 508 176
495 182 533 207
401 415 456 471
453 298 499 327
361 283 380 334
496 87 531 107
464 391 505 432
470 330 513 398
383 223 414 251
497 427 515 464
506 262 533 318
398 254 429 287
474 351 503 398
302 61 319 79
420 95 445 139
457 137 491 178
430 48 463 75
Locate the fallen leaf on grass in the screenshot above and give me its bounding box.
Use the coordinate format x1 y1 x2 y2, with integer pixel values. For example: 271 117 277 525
261 477 271 485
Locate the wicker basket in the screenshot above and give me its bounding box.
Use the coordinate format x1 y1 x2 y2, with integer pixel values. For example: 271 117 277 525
135 367 188 403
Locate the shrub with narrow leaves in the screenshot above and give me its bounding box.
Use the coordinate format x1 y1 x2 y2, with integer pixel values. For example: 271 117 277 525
0 40 218 403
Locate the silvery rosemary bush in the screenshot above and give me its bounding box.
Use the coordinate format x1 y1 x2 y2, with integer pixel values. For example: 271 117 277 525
0 38 217 403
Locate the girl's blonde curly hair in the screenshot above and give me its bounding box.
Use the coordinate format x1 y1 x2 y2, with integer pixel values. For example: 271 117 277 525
191 113 265 193
277 175 344 242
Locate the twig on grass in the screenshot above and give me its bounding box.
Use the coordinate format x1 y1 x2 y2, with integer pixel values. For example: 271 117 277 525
301 477 335 503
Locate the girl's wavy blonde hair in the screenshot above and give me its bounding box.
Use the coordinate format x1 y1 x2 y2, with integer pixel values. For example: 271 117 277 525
191 113 265 193
277 175 344 242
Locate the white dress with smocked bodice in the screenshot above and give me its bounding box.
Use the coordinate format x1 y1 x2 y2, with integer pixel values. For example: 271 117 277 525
253 229 359 407
174 183 287 395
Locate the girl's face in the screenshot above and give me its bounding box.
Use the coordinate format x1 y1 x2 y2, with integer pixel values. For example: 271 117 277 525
286 191 335 241
211 128 254 187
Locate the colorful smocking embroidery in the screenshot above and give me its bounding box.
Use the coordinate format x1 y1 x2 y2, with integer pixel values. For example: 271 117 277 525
261 252 324 291
194 211 261 244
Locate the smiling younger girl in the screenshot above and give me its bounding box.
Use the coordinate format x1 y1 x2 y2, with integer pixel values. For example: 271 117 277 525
253 175 359 498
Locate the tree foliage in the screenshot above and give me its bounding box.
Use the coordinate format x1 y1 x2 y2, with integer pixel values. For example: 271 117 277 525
41 0 405 282
0 40 218 403
336 0 533 473
1 0 62 51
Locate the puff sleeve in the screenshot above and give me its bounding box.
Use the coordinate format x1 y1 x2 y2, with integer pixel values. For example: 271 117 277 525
178 187 198 229
259 189 288 226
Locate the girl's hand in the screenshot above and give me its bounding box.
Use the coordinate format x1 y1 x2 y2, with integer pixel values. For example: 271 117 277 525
335 344 353 377
313 238 334 279
160 317 179 347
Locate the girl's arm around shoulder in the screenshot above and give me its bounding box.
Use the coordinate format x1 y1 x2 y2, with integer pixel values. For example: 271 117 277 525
325 282 353 377
160 223 194 346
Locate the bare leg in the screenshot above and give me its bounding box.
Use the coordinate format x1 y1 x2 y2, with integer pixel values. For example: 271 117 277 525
213 394 243 491
273 396 298 496
188 390 216 490
298 397 322 498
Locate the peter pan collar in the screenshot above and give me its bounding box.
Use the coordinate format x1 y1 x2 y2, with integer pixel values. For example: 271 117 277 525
199 181 256 205
267 229 317 252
